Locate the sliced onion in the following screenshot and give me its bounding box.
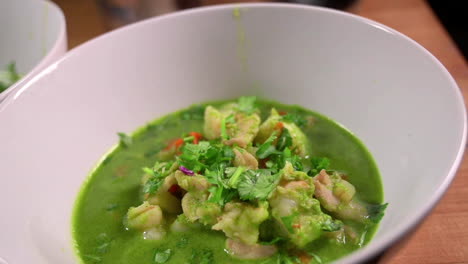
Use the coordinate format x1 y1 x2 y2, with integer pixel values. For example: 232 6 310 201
179 166 194 176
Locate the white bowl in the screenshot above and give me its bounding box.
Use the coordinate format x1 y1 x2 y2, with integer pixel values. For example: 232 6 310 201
0 3 465 264
0 0 67 101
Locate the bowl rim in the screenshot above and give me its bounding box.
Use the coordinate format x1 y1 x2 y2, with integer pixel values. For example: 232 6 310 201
1 3 466 263
0 0 67 100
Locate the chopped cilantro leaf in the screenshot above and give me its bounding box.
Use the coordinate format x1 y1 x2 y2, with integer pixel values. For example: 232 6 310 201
309 157 330 176
143 176 164 194
142 162 174 194
208 184 238 206
225 113 236 124
227 166 246 188
237 169 280 201
178 142 211 171
321 219 343 232
117 132 132 148
237 96 257 114
154 248 172 263
281 213 297 233
256 132 278 159
221 114 236 140
222 145 235 159
282 113 307 128
277 128 293 151
367 203 388 223
263 146 304 173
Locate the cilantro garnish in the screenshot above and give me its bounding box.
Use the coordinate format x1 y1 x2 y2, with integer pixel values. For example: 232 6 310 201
178 142 211 172
237 96 257 114
237 169 281 201
281 213 298 233
261 143 303 173
282 113 307 128
153 248 172 263
221 114 235 140
277 128 293 151
142 162 174 194
208 184 238 206
309 157 330 176
256 132 279 159
227 166 246 188
367 203 388 223
143 176 164 194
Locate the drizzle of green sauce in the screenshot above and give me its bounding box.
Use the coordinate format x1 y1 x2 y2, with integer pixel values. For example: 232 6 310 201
233 7 249 74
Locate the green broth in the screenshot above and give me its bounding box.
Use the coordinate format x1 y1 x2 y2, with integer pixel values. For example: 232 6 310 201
72 99 383 264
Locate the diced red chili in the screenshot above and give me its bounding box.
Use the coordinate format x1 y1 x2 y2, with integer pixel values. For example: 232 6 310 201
168 184 185 198
275 122 284 130
189 132 203 144
164 138 184 150
278 111 288 116
168 184 181 194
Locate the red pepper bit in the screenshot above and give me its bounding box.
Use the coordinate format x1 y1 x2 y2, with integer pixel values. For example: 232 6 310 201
189 132 203 144
174 138 184 148
273 122 284 145
278 111 288 116
168 184 185 199
168 184 180 194
164 138 185 151
292 223 301 229
275 122 284 130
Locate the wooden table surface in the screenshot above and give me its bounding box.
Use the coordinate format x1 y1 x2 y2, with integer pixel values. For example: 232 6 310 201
53 0 468 263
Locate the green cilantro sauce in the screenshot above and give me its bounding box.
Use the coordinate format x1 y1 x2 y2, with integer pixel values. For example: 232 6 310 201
72 99 384 264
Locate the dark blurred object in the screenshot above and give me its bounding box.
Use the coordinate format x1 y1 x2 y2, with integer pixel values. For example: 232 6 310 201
176 0 201 9
428 0 468 60
96 0 178 29
285 0 357 10
96 0 359 30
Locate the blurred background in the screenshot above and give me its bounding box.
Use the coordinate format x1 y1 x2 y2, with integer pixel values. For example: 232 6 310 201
51 0 467 60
